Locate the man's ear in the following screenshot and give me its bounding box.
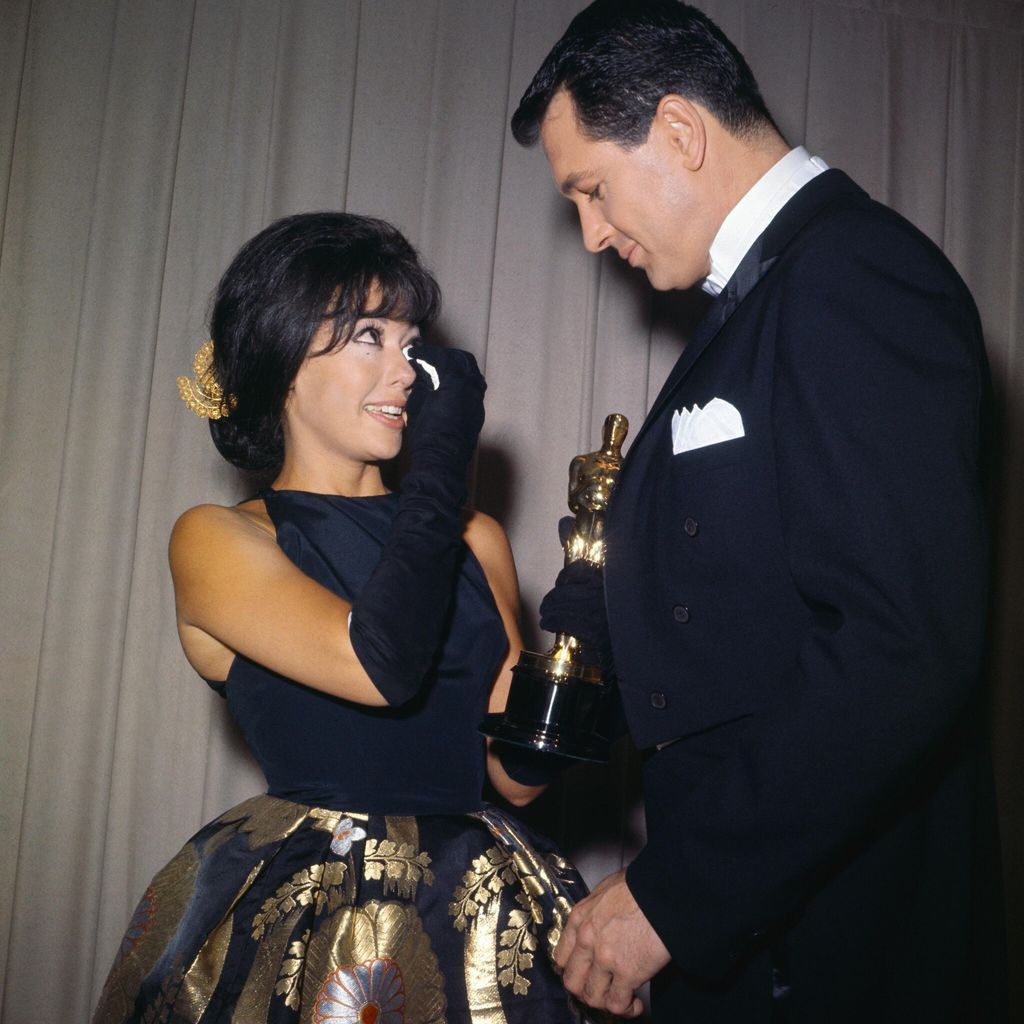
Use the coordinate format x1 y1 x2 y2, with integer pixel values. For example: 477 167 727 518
654 94 707 171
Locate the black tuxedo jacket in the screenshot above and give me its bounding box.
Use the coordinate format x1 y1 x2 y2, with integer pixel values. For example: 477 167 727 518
604 170 1005 1020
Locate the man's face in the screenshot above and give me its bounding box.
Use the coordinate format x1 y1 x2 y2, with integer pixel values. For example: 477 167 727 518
540 90 713 291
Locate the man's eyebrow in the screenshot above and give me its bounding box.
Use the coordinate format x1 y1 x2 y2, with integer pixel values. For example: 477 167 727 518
560 170 598 196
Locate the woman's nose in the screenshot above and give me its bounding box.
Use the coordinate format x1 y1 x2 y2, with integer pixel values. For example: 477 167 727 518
392 347 418 389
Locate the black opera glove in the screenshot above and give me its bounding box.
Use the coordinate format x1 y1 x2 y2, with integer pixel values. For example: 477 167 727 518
348 345 486 707
493 741 569 787
402 344 486 502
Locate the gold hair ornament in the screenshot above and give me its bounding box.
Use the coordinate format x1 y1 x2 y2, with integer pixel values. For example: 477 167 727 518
176 340 236 419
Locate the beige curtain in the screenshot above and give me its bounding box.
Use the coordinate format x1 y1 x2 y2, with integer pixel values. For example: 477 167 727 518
1 0 1021 1018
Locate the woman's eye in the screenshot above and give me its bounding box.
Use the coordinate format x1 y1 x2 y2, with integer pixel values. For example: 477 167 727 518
355 326 382 346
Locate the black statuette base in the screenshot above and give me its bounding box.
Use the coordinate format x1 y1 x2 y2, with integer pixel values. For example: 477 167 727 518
481 655 613 763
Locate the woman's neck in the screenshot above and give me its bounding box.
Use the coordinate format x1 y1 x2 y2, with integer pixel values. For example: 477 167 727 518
272 457 389 497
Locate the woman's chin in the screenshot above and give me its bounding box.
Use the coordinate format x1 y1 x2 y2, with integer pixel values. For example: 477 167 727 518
371 440 404 464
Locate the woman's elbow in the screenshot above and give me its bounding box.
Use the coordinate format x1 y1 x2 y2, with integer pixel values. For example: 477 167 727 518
492 775 546 807
504 788 542 808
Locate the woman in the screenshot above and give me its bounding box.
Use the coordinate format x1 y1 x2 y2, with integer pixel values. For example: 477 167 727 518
92 212 580 1023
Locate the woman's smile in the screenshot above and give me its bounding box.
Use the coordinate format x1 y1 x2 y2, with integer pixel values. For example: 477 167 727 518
363 402 407 429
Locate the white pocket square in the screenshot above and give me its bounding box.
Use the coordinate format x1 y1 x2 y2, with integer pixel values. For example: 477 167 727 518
671 397 745 455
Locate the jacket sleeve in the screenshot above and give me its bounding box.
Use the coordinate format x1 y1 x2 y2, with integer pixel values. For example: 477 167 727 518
626 212 991 979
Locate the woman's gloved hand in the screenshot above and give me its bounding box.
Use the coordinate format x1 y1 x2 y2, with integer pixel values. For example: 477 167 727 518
402 344 486 507
348 345 485 706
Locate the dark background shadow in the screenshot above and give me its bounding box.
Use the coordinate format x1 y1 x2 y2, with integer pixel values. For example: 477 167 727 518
984 361 1024 1016
473 442 517 527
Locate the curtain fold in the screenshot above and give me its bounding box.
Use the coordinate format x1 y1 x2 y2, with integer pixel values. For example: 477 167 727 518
0 1 1021 1018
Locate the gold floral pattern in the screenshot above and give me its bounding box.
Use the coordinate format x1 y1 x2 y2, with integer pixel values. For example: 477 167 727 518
497 894 539 996
275 929 310 1011
449 845 544 995
322 902 446 1024
448 846 517 932
364 838 435 899
92 797 582 1024
473 810 577 958
447 828 574 999
252 861 350 939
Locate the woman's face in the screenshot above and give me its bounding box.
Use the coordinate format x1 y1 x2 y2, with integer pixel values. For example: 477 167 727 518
283 310 420 470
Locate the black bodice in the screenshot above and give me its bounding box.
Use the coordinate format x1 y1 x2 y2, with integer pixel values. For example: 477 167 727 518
224 489 507 814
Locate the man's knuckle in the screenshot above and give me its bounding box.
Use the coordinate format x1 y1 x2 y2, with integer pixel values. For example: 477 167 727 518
563 971 585 997
608 993 632 1014
563 957 586 983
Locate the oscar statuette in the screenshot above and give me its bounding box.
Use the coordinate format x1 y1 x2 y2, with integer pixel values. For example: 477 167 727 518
481 413 628 762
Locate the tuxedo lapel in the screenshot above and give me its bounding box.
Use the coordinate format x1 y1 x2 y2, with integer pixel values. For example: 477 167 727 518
626 169 866 456
629 242 776 452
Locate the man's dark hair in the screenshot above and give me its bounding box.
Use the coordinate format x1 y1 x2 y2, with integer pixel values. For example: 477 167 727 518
511 0 778 149
208 212 440 474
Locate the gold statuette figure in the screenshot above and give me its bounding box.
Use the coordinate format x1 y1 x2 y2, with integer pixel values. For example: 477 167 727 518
481 413 628 761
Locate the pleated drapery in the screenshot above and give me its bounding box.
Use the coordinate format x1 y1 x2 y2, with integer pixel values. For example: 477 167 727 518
1 1 1022 1019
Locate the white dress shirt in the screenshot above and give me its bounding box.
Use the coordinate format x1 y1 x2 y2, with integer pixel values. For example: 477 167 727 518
702 146 829 297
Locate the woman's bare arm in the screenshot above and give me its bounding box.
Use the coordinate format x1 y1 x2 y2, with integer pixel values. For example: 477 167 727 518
463 509 548 807
169 500 388 706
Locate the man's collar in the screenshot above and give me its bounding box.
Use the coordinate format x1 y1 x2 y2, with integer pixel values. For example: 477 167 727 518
703 146 829 296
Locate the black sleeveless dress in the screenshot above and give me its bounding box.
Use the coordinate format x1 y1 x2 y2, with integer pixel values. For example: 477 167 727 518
92 490 585 1024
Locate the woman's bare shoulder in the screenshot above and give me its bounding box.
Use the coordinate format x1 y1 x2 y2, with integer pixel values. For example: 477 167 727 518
169 499 276 572
462 509 518 607
174 495 274 528
463 508 511 557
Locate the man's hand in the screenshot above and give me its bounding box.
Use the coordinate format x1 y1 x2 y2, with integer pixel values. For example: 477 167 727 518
554 870 670 1017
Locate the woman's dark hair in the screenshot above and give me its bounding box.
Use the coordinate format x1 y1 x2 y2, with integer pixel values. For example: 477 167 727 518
511 0 778 149
208 212 440 474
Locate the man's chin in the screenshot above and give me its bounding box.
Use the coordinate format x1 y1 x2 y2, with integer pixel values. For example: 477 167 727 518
644 264 704 293
642 266 677 292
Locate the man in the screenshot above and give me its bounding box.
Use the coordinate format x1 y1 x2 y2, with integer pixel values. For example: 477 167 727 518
513 1 1006 1020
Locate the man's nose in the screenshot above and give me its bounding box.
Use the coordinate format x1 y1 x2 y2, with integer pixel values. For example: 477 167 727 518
577 203 613 254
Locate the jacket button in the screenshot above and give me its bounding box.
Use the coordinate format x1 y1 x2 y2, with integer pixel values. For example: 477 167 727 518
673 604 690 623
683 517 699 536
650 692 667 709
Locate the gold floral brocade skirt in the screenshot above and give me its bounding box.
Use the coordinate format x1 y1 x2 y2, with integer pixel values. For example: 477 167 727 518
91 794 585 1024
